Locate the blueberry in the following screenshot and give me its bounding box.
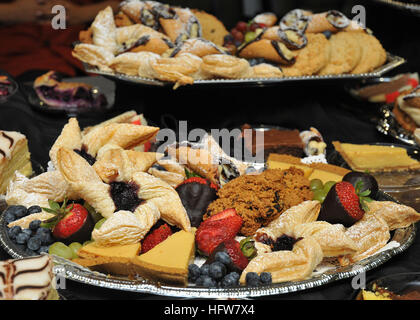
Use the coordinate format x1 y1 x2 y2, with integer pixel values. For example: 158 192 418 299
27 206 42 215
4 212 16 224
200 264 210 276
195 275 217 287
322 30 333 39
39 246 50 254
29 220 41 231
16 233 30 245
6 205 28 219
7 226 22 240
214 251 232 266
24 248 37 256
22 229 33 236
39 232 53 246
260 272 272 285
209 262 226 280
221 272 240 287
245 272 261 287
27 236 42 251
36 227 51 236
188 264 201 282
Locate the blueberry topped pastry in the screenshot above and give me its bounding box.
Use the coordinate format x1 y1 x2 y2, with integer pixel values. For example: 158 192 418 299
33 71 107 109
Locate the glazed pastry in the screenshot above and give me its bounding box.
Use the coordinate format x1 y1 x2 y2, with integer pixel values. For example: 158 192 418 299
292 221 358 257
91 6 118 54
338 214 390 266
33 71 108 109
262 27 308 50
150 53 203 87
201 54 252 79
169 38 227 58
132 172 191 231
249 63 283 78
255 200 321 241
109 52 159 76
238 38 296 65
81 123 159 157
92 208 160 246
49 118 82 169
318 31 362 75
191 9 229 46
240 237 323 284
279 9 312 34
282 33 330 77
253 12 278 27
56 148 116 218
366 201 420 231
351 32 387 74
72 43 115 72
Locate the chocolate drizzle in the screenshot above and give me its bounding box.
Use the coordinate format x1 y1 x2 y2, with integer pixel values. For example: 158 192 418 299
1 132 14 148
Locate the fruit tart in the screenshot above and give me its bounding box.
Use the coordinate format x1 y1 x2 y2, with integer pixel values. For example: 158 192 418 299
33 71 108 109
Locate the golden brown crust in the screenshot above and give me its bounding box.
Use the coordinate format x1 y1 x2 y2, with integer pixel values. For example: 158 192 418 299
201 54 252 79
115 11 134 27
191 9 229 46
238 39 296 65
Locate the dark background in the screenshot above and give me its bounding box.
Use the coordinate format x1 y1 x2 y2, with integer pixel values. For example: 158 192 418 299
0 0 419 300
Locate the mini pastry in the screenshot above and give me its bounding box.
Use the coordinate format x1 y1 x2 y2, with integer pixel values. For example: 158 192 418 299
253 12 278 27
292 221 358 257
240 237 323 284
249 63 283 78
365 201 420 230
109 52 156 76
33 71 108 109
91 6 119 54
81 123 159 157
279 9 312 34
0 130 32 194
201 54 252 79
147 157 186 187
82 110 144 134
282 33 330 77
393 86 420 132
191 9 229 46
351 32 387 74
318 31 362 75
120 0 161 28
72 43 115 72
238 38 296 65
338 214 390 266
299 127 327 156
262 26 308 50
0 255 58 300
169 38 227 58
158 7 202 44
305 10 363 34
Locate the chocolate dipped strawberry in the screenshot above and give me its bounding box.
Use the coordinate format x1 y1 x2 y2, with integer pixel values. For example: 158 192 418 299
195 208 243 256
318 181 372 227
41 200 94 244
176 177 218 227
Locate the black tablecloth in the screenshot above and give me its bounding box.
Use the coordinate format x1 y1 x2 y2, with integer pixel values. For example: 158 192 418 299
0 0 419 300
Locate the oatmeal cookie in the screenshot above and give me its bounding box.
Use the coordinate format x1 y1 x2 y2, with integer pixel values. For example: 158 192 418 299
205 167 313 236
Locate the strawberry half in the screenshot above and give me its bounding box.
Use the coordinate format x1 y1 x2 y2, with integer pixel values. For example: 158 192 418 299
141 223 172 253
318 181 371 227
206 238 253 272
41 200 94 244
195 208 243 256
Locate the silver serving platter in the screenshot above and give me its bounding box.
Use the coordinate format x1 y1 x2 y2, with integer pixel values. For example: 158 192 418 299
0 192 416 299
376 104 417 146
372 0 420 16
84 53 405 88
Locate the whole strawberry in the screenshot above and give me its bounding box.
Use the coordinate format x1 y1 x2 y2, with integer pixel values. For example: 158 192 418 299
318 181 372 227
141 223 172 253
176 177 218 227
195 208 243 256
41 200 94 244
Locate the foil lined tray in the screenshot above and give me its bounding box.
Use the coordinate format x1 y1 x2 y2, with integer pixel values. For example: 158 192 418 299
0 192 416 299
83 53 405 88
376 104 417 146
372 0 420 16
